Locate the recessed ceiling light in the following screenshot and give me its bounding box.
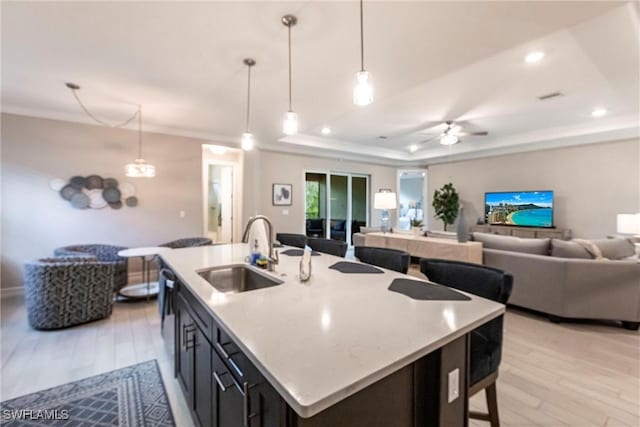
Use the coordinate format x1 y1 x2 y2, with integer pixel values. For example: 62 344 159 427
409 144 418 153
591 108 607 117
525 51 545 63
321 126 331 135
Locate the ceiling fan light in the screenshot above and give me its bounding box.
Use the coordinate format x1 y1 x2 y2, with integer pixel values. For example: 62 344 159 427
440 134 459 146
125 158 156 178
282 111 298 135
353 71 374 106
241 133 254 151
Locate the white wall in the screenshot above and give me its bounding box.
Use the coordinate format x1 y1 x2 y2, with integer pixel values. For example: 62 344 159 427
427 138 640 238
1 113 209 288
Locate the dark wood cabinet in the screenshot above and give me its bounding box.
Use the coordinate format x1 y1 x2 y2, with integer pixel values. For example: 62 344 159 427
194 325 213 427
171 272 470 427
176 294 195 405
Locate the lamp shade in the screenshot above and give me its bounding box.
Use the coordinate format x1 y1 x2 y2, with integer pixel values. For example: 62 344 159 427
617 213 640 235
374 191 397 210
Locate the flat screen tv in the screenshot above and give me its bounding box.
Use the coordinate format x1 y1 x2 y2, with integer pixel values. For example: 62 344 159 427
484 191 554 228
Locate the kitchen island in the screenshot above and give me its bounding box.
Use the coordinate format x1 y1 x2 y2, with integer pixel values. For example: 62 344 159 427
160 243 504 427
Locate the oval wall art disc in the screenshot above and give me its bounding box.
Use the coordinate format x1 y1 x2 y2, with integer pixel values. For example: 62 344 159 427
60 184 79 201
109 201 123 210
88 189 108 209
69 175 86 189
85 175 104 190
102 187 121 203
49 178 66 191
120 182 135 199
103 178 119 188
125 196 138 207
70 192 90 209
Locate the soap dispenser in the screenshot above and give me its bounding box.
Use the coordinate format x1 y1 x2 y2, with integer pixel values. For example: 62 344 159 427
299 245 312 282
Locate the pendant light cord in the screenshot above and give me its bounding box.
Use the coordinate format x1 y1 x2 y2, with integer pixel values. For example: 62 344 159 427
360 0 365 72
137 106 143 159
288 23 293 112
246 65 252 132
67 85 139 128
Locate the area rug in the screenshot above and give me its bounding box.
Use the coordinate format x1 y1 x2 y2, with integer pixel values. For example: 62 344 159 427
0 360 175 426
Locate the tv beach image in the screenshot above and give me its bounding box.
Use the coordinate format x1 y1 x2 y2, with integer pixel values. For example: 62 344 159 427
485 191 553 227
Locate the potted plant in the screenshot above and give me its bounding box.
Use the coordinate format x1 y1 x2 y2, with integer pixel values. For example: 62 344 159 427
432 183 460 231
410 218 423 235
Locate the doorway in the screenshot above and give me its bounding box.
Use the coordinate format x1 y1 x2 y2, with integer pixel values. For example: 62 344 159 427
304 171 369 246
202 145 243 244
207 164 234 242
397 170 428 230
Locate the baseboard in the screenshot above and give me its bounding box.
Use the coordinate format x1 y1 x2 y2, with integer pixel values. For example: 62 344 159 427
1 286 24 299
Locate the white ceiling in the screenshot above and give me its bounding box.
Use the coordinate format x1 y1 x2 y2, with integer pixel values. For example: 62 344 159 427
2 1 639 165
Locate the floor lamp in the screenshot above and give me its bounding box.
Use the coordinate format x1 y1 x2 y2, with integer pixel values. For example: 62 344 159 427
374 189 397 233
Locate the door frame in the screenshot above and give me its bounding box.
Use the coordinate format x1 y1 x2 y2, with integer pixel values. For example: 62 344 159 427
302 169 370 246
396 168 428 230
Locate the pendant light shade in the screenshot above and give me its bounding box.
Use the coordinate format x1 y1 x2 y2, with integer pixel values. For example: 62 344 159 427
282 14 298 135
282 111 298 135
125 106 156 178
241 132 254 151
125 159 156 178
241 58 256 151
353 70 373 106
353 0 373 106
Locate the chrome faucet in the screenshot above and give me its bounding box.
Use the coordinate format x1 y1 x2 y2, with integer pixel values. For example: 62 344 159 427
242 215 279 272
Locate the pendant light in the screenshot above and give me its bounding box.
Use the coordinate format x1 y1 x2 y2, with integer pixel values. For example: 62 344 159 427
125 106 156 178
353 0 373 106
282 14 298 135
241 58 256 151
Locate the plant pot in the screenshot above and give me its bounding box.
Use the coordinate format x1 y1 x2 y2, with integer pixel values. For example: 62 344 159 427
412 227 423 236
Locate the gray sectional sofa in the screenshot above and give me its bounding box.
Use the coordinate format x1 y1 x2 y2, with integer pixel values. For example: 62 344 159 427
472 232 640 330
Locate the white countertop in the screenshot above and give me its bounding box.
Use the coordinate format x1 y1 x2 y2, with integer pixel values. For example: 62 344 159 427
161 244 505 418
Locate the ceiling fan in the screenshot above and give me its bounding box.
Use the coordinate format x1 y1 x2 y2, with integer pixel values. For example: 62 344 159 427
419 121 488 146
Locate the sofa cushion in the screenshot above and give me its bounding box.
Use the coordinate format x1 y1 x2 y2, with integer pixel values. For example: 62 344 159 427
592 238 636 260
472 232 550 255
551 239 592 259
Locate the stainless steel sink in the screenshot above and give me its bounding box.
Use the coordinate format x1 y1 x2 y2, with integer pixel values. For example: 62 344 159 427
197 265 284 293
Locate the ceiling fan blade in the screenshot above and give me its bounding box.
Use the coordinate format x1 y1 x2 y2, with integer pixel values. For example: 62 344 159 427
418 135 441 144
457 131 488 137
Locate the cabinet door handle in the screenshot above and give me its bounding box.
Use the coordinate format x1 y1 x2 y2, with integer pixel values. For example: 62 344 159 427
215 341 230 359
243 382 257 427
182 324 195 349
213 370 228 392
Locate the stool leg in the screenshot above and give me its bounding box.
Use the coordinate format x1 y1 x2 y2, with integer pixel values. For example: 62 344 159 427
485 382 500 427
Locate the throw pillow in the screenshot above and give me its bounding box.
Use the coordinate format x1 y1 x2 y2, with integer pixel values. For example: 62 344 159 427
550 239 592 259
573 239 605 260
591 238 636 260
471 232 550 255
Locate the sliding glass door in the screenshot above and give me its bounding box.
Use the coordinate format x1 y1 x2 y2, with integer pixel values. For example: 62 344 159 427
304 171 369 246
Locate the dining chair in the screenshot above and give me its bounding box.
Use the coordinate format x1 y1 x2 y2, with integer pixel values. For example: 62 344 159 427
420 258 513 427
307 238 348 257
275 233 307 248
355 246 410 273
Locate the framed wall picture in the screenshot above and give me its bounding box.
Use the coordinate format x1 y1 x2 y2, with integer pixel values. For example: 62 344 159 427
272 183 292 206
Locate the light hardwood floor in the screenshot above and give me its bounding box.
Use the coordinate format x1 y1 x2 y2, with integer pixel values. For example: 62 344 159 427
1 295 638 427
